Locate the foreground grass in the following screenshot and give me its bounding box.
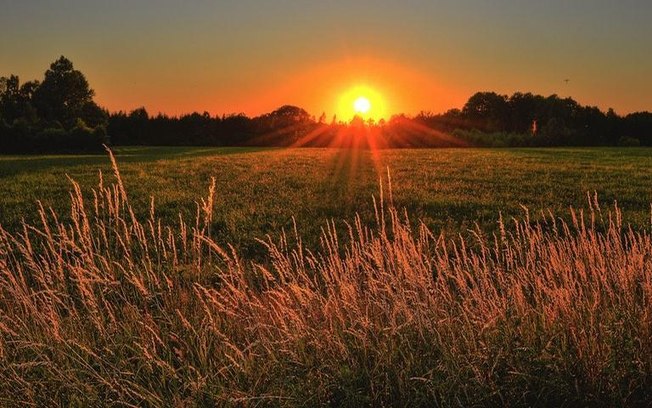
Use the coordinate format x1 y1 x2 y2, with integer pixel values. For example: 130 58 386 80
2 147 652 259
1 150 651 406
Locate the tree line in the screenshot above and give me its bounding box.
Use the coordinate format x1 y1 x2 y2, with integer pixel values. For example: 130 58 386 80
415 92 651 147
2 57 652 152
105 93 652 149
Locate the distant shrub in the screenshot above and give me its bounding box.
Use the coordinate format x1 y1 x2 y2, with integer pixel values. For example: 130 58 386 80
453 129 534 147
619 136 640 147
93 125 109 145
67 120 104 152
0 121 105 153
0 120 32 153
37 127 69 150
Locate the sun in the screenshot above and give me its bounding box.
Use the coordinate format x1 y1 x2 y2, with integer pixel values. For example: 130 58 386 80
337 84 388 121
353 96 371 114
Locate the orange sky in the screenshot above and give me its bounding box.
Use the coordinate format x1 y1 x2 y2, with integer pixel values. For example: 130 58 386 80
224 58 463 121
2 1 651 119
79 51 471 121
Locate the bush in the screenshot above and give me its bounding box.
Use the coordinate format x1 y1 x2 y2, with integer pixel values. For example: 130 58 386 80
453 129 534 147
0 121 105 153
93 125 109 146
37 127 69 148
619 136 640 147
0 120 32 153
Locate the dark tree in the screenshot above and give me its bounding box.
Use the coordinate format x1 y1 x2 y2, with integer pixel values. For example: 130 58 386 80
32 56 99 128
623 112 652 146
0 57 108 153
0 75 39 124
508 92 544 133
462 92 510 132
267 105 311 124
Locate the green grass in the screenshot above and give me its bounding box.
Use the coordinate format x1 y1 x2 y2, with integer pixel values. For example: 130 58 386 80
3 146 652 406
2 146 652 258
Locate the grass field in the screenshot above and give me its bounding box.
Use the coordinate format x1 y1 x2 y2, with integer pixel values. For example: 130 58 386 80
2 146 652 406
2 146 652 258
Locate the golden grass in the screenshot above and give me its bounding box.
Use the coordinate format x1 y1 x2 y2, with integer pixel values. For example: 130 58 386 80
0 149 651 406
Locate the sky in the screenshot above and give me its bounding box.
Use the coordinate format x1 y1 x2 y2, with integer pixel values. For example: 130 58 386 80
1 0 651 119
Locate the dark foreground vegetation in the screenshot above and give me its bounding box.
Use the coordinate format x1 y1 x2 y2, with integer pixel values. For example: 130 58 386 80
2 57 652 153
1 151 652 406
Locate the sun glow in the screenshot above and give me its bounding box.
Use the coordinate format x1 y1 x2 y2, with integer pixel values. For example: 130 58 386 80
353 96 371 114
337 84 388 122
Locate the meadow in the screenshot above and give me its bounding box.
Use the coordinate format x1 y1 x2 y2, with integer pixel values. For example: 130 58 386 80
2 146 652 258
1 146 652 406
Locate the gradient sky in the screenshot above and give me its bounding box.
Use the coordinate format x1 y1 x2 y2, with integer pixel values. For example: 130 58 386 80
2 0 651 119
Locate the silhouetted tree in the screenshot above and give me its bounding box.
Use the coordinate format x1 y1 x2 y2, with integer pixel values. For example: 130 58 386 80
508 92 544 133
462 92 510 132
0 75 39 124
267 105 311 125
32 56 103 129
0 57 108 153
623 112 652 145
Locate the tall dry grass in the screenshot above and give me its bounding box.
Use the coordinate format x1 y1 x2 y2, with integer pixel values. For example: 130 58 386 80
0 150 651 407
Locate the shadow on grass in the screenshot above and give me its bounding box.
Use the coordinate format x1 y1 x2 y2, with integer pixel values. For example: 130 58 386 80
0 146 273 178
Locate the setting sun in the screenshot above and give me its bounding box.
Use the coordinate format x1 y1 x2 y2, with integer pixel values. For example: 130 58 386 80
353 96 371 114
337 84 388 122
